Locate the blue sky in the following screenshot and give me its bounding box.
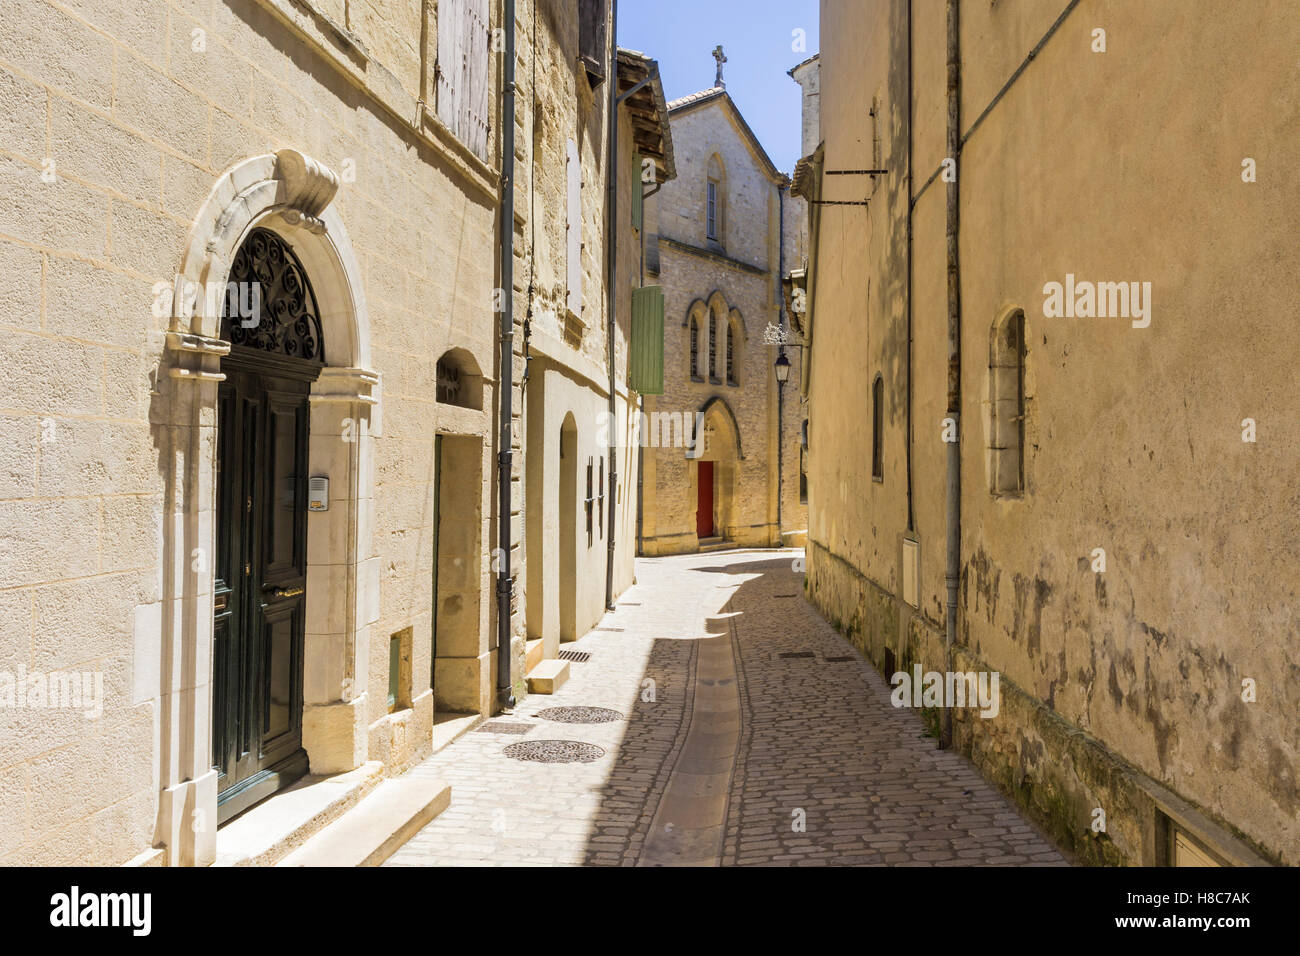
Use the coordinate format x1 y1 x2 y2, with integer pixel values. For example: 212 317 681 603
617 0 820 174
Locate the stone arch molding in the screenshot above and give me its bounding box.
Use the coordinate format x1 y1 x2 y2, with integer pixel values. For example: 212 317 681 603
154 149 379 867
696 394 744 460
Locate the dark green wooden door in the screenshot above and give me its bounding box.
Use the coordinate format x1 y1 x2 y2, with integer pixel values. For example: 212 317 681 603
213 365 311 822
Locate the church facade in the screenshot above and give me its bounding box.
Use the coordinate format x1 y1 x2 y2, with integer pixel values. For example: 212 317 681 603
638 54 806 556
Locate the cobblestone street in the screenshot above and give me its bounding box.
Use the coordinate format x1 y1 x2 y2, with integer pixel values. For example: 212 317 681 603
386 550 1068 867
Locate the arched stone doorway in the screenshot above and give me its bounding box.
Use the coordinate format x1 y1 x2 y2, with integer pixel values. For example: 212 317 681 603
155 150 377 865
692 397 743 545
558 414 579 642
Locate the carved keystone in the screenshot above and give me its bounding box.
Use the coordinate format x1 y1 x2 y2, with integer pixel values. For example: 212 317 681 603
275 148 340 234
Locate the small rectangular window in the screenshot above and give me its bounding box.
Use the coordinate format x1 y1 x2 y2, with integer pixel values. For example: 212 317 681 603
990 309 1026 496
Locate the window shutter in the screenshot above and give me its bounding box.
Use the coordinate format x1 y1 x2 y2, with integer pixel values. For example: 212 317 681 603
566 139 583 316
631 153 643 231
578 0 608 88
630 285 665 394
436 0 464 133
462 0 489 160
437 0 490 161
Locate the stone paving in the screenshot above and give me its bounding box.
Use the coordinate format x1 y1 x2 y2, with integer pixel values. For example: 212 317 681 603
385 549 1069 867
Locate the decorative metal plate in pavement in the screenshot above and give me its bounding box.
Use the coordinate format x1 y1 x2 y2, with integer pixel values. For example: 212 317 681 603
536 706 623 724
502 740 606 763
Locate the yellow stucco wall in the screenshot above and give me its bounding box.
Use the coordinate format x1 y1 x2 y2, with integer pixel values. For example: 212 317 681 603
807 0 1300 864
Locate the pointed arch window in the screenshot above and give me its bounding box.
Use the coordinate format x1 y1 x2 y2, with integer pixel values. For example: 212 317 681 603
689 315 700 379
708 312 718 381
725 318 738 385
706 155 726 244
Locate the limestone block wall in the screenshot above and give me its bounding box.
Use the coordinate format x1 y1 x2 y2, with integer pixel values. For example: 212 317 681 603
0 0 499 865
512 0 641 660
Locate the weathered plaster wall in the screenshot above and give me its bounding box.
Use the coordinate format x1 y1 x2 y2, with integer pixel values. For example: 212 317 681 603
807 0 1300 864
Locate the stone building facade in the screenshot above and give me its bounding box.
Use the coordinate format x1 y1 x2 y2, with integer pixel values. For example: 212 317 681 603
0 0 660 866
800 0 1297 865
639 71 806 556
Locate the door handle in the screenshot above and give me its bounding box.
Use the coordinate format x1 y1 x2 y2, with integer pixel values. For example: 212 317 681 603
271 586 304 599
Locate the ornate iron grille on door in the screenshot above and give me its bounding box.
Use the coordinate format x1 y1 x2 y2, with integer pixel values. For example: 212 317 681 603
221 227 325 364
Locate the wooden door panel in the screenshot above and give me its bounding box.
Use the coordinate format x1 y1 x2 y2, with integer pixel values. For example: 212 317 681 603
697 461 714 538
214 365 311 817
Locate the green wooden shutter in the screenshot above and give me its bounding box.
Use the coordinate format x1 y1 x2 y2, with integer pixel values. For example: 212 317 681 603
631 153 643 231
630 285 664 394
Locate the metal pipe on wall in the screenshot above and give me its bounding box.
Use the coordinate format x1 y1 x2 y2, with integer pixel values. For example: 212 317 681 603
495 0 518 711
604 0 620 611
941 0 961 750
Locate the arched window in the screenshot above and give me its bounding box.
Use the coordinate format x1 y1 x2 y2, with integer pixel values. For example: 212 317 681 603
725 317 739 385
990 309 1026 495
706 154 726 244
435 348 484 410
871 374 884 481
689 316 700 378
708 312 717 381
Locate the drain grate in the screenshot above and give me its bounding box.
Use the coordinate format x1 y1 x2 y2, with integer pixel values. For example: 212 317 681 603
558 649 591 663
593 626 624 632
537 706 623 724
825 656 857 662
502 739 605 763
774 593 800 598
477 721 535 735
778 651 816 659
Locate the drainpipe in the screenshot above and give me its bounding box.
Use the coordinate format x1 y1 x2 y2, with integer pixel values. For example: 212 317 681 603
941 0 961 750
604 0 619 611
905 0 915 534
495 0 518 711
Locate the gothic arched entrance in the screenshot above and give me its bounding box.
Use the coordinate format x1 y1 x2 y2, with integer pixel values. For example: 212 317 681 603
212 227 323 821
692 397 743 546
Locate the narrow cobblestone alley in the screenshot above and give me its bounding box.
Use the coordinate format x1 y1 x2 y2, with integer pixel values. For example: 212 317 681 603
386 551 1068 867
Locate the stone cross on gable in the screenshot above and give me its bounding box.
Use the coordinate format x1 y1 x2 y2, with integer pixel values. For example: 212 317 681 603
713 45 727 88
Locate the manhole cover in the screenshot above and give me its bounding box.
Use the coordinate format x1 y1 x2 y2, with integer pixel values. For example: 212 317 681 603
558 649 591 662
477 721 534 735
779 651 816 659
537 706 623 724
502 740 605 763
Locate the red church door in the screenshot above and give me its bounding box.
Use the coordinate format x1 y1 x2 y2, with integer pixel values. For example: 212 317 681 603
696 461 714 537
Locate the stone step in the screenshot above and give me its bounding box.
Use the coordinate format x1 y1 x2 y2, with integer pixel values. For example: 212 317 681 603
213 761 384 867
525 637 545 673
698 538 734 553
277 776 451 867
526 658 569 694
